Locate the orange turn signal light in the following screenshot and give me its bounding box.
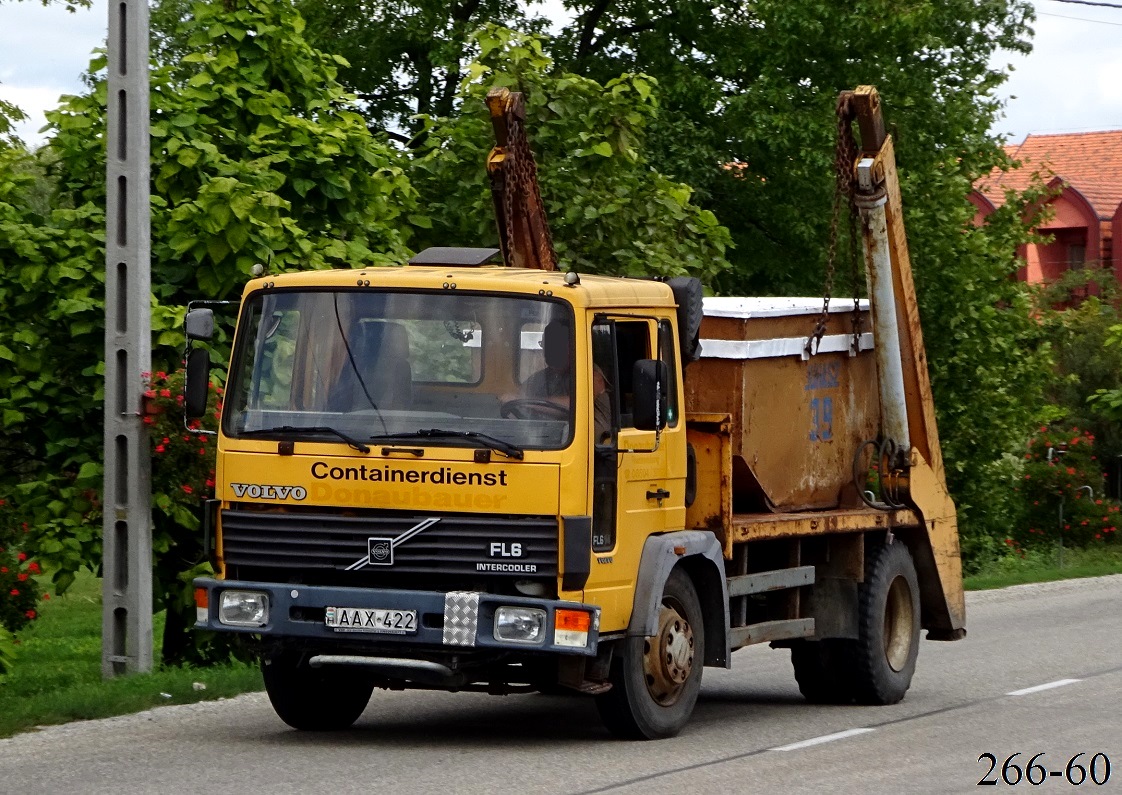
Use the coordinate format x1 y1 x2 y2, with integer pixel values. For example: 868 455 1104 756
555 609 591 632
194 587 209 609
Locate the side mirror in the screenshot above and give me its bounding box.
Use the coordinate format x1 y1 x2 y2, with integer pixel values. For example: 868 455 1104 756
632 359 669 431
185 308 215 341
184 347 211 418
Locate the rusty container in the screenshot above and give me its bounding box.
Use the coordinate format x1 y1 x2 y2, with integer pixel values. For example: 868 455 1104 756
683 298 880 512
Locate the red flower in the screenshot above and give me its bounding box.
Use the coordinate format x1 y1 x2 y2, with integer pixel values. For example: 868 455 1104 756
17 552 26 562
155 444 166 453
42 593 50 600
181 485 194 495
205 478 215 489
0 567 7 573
1066 467 1076 475
143 416 155 425
10 589 19 596
160 389 172 398
17 573 28 582
25 610 35 620
155 371 167 379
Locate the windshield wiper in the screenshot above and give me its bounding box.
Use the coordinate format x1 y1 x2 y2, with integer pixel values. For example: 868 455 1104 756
371 429 524 460
240 425 371 454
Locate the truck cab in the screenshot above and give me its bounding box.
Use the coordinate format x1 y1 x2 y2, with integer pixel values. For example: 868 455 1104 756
192 256 703 733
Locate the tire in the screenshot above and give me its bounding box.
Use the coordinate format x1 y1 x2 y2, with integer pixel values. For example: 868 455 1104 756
596 568 704 739
262 653 375 731
667 277 704 364
790 639 857 704
851 540 921 705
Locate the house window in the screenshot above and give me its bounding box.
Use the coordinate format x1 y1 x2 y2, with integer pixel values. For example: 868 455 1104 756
1068 243 1085 269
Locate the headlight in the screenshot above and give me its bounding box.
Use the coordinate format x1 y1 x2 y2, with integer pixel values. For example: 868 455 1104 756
494 606 546 644
218 590 269 627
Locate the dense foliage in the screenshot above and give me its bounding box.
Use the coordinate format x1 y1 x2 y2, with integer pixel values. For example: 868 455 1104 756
1036 272 1122 474
143 370 243 665
0 0 420 661
1015 426 1119 550
410 26 731 281
0 493 45 678
0 522 43 633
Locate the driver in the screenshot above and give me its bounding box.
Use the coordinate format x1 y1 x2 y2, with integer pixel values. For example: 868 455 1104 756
520 319 612 441
523 318 571 402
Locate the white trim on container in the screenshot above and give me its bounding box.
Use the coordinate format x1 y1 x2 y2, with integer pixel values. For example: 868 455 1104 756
699 332 874 360
702 296 870 319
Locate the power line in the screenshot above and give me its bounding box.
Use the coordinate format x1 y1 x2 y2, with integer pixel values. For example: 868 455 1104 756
1039 10 1122 23
1045 0 1122 9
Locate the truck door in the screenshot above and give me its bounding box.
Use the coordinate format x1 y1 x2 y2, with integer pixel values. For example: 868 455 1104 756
590 317 685 558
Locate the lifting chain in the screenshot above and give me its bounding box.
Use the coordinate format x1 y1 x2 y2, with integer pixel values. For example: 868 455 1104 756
500 102 557 271
806 92 863 358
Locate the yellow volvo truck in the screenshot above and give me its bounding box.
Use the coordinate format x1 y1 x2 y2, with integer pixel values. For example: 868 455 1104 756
188 86 964 739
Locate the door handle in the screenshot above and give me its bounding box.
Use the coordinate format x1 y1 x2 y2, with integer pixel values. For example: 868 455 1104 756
646 488 671 502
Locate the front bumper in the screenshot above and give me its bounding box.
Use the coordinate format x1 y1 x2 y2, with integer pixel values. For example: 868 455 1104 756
193 578 600 657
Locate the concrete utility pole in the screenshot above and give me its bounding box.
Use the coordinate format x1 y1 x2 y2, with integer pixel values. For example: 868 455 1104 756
101 0 153 677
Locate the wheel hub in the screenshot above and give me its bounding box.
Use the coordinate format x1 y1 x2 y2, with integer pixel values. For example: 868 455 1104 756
643 603 695 706
883 574 915 672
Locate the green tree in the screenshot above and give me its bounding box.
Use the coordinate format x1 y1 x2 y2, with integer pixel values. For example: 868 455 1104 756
2 0 420 663
291 0 549 143
0 137 106 595
410 26 731 281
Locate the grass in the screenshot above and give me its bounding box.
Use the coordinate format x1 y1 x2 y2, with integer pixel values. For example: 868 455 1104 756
0 571 263 740
2 543 1121 740
963 542 1122 591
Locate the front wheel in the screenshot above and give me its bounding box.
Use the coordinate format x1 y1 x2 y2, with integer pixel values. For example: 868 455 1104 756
596 568 704 739
851 539 921 705
262 653 375 731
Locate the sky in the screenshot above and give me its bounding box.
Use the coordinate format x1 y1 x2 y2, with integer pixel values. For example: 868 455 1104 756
1 0 1121 148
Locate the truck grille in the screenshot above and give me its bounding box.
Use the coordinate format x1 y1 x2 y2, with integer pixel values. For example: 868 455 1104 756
221 508 558 581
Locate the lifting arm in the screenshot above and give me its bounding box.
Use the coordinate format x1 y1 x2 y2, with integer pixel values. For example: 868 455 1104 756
845 86 965 637
485 87 557 271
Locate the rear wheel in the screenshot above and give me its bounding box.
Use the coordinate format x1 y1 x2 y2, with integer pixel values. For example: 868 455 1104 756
262 653 375 731
596 569 704 739
851 540 921 704
790 639 857 704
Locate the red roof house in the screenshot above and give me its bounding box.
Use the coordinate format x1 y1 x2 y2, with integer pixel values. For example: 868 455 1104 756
971 131 1122 285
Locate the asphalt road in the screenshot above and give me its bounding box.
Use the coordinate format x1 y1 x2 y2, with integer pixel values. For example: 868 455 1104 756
2 575 1120 794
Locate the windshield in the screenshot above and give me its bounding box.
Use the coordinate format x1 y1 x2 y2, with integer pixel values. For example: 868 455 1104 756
224 289 575 450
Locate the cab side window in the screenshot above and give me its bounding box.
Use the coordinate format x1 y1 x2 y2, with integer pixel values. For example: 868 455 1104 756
658 319 680 428
613 321 651 428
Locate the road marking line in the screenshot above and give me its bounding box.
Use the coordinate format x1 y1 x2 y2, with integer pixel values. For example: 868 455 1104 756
1006 678 1082 696
769 727 874 751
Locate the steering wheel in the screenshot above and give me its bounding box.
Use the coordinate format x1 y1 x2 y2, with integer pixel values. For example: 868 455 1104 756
500 398 570 420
